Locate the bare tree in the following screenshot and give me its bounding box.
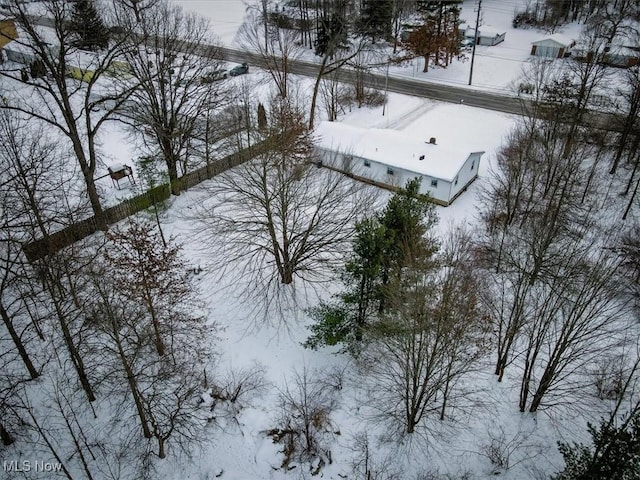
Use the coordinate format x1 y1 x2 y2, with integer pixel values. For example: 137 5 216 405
0 0 137 228
238 4 304 99
268 366 339 472
349 431 402 480
611 65 640 176
557 17 612 159
102 218 205 358
391 0 415 54
554 343 640 479
207 363 268 424
348 47 385 108
191 95 377 319
119 0 226 195
308 5 370 129
0 107 102 404
479 85 607 380
517 240 630 413
361 227 487 436
86 232 211 462
0 113 49 381
319 69 350 122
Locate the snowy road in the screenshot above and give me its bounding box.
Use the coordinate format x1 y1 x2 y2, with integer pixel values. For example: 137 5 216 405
24 14 620 130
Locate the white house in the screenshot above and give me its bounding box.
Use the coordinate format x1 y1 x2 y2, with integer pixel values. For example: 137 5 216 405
573 38 640 68
314 121 484 206
530 33 575 58
465 25 506 46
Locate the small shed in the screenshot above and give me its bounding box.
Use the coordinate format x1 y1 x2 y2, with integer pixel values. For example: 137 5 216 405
465 25 506 46
531 33 575 58
314 122 484 207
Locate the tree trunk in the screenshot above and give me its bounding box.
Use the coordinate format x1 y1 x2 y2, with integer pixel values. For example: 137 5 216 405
69 134 105 230
157 436 166 458
528 370 554 412
151 313 166 356
519 359 533 412
280 263 294 284
167 158 180 196
45 273 96 402
308 56 329 130
406 415 416 434
440 372 451 421
114 326 152 439
0 302 39 379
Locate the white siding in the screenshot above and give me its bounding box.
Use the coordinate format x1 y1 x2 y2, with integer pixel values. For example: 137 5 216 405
319 149 462 205
448 152 481 200
534 45 560 57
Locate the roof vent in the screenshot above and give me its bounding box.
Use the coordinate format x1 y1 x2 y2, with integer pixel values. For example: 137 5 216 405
429 137 437 145
419 155 425 161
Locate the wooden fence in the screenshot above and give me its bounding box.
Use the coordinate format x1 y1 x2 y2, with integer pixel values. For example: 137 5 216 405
22 141 266 263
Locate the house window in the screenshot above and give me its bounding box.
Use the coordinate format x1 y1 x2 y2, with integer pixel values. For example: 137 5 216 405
364 159 371 168
430 179 438 187
471 160 475 171
387 167 394 175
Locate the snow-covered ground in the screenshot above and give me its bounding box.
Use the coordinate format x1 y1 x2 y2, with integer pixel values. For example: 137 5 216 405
141 92 602 479
172 0 587 92
2 1 634 477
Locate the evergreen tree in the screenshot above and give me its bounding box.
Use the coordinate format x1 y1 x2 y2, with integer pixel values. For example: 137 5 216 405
305 178 439 352
554 414 640 480
357 0 393 43
69 0 110 51
315 13 348 57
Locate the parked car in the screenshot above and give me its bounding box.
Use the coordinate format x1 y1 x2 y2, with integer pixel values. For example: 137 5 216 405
200 68 228 83
229 62 249 76
460 37 474 48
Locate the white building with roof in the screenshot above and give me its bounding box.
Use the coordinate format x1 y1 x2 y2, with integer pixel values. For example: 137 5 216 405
530 33 576 58
465 25 506 46
314 121 484 206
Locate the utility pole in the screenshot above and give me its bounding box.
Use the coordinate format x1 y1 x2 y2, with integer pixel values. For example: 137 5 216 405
382 58 390 116
468 0 482 86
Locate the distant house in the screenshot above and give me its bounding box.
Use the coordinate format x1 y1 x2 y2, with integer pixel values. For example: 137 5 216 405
530 34 576 58
314 121 484 206
602 45 640 67
3 40 37 65
573 40 640 68
3 27 59 66
465 25 506 46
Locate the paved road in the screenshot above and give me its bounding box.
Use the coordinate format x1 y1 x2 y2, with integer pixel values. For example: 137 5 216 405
214 46 530 116
211 46 618 130
20 14 619 129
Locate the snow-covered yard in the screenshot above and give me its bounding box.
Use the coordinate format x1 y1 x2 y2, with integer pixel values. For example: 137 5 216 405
140 94 615 479
2 1 639 479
